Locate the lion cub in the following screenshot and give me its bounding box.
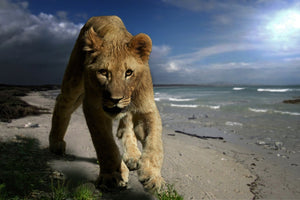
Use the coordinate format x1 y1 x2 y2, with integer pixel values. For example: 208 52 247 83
49 16 164 192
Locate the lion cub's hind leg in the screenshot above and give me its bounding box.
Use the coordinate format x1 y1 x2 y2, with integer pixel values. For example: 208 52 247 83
117 114 141 171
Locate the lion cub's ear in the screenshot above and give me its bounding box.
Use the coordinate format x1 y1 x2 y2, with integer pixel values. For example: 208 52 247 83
83 27 103 53
129 33 152 62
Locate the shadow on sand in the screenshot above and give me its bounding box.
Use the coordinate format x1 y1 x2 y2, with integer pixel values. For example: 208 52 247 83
0 136 54 198
0 135 154 199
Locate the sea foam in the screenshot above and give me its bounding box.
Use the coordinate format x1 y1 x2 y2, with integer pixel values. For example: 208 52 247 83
233 87 245 91
199 105 220 110
169 98 195 102
257 88 291 92
249 108 268 113
170 103 198 108
225 121 243 126
274 110 300 116
208 105 220 110
249 108 300 116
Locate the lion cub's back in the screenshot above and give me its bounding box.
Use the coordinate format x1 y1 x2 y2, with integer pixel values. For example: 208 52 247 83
84 16 132 41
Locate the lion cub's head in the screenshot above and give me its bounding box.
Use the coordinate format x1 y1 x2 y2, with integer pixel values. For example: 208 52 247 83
83 27 152 118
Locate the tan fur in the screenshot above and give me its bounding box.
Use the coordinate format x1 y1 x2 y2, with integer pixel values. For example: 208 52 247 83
49 16 164 192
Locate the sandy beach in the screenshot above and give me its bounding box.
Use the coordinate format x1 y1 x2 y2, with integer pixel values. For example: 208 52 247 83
1 91 300 199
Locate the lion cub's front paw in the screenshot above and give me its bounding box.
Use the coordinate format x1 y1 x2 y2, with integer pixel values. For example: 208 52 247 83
96 172 128 191
138 168 165 193
123 151 141 171
49 140 66 155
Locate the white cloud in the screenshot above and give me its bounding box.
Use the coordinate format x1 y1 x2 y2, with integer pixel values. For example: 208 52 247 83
0 0 83 84
170 43 263 66
208 62 251 70
149 41 300 84
151 45 171 58
165 62 180 72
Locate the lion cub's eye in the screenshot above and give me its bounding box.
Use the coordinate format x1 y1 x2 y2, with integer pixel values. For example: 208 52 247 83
125 69 133 77
97 69 108 77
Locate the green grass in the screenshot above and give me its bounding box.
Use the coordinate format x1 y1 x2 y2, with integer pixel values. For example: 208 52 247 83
156 184 184 200
50 179 69 200
0 184 7 200
50 180 101 200
73 184 100 200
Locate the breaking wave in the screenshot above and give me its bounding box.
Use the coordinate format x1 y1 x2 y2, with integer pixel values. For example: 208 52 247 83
249 108 268 113
249 108 300 116
169 98 196 102
170 104 198 108
257 88 291 92
233 87 245 91
207 105 220 110
274 110 300 116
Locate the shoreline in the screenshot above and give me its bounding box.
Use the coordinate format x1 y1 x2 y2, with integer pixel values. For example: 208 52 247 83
156 99 300 199
0 91 299 199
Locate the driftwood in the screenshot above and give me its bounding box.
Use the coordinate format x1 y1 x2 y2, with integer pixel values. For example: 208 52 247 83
174 130 224 140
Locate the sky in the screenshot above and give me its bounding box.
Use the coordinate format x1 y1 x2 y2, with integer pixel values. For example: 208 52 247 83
1 0 300 85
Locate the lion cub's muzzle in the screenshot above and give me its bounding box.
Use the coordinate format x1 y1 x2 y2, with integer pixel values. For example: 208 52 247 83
103 96 130 117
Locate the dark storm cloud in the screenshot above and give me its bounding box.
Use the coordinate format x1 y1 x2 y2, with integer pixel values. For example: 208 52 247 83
0 0 82 84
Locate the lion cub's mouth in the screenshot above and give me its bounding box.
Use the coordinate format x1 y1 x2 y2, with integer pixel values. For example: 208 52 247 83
103 106 128 116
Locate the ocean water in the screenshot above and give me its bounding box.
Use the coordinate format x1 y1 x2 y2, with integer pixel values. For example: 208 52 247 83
45 86 300 155
154 86 300 154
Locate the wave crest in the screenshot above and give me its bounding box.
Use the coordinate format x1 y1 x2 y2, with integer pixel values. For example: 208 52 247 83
233 87 245 91
249 108 268 113
169 98 195 102
274 110 300 116
257 88 291 92
170 104 198 108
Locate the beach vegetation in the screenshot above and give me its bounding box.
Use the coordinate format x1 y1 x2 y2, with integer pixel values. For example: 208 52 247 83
50 180 101 200
73 184 100 200
0 85 50 122
50 179 69 200
156 184 184 200
0 183 7 200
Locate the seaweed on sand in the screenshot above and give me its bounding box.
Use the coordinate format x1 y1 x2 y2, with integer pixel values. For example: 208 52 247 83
0 86 50 122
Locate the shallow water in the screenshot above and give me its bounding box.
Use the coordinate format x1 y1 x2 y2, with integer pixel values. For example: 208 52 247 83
154 86 300 153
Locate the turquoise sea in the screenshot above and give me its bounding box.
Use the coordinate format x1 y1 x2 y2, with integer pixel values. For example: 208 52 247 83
154 85 300 154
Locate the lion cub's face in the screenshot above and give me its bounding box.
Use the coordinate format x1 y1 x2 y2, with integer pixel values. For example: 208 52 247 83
89 55 140 117
83 28 152 118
